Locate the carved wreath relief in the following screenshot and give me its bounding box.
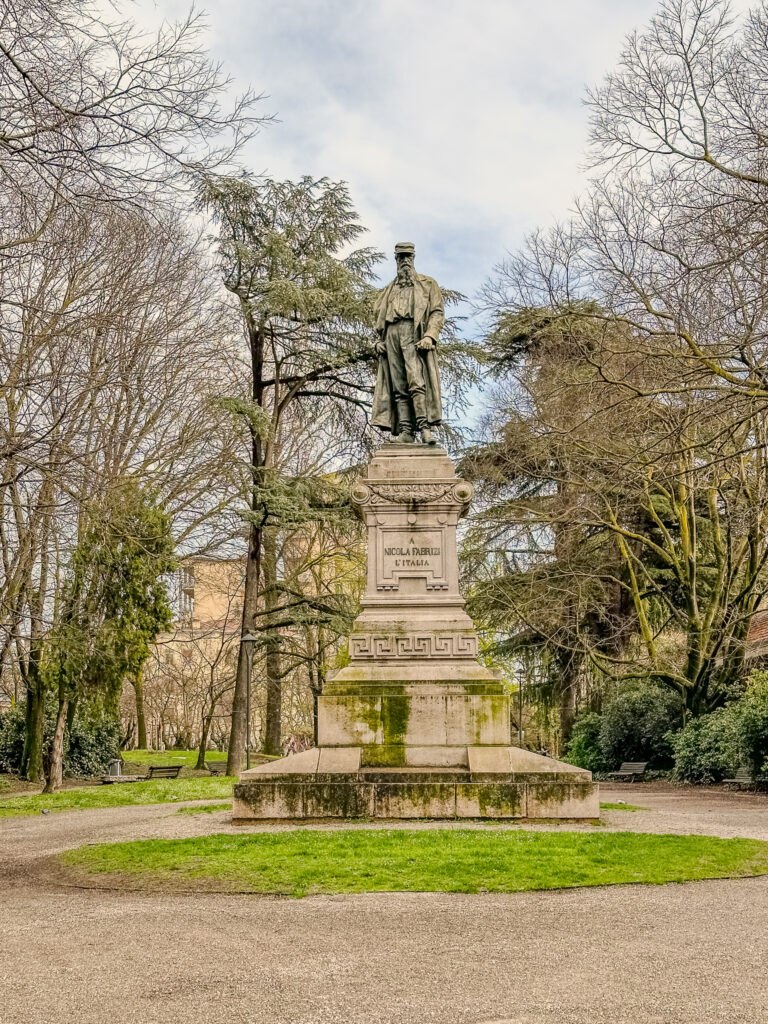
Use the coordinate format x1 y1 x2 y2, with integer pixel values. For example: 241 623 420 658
351 480 474 507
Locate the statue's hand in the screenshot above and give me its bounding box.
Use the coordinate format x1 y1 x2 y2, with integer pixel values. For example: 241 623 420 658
375 339 387 356
416 337 434 351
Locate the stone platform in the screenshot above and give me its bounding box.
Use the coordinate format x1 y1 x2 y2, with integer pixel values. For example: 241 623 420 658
234 445 597 822
233 746 598 821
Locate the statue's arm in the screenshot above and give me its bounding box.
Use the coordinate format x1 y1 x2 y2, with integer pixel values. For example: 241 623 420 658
372 287 387 352
423 280 445 344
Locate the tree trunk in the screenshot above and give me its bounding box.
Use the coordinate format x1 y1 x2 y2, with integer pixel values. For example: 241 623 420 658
133 671 148 749
196 710 213 770
262 530 282 756
227 520 261 775
557 649 579 751
310 675 320 747
559 681 577 751
227 314 265 777
43 694 68 793
22 478 55 782
22 674 45 782
66 695 78 733
306 626 325 748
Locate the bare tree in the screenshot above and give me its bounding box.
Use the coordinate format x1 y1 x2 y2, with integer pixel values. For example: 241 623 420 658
466 302 768 721
0 203 242 778
466 2 768 738
0 0 263 228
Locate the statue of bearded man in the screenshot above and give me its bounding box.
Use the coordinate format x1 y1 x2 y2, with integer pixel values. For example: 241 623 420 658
371 242 444 445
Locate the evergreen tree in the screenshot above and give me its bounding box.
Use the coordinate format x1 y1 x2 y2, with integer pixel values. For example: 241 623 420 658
42 481 175 791
199 174 381 766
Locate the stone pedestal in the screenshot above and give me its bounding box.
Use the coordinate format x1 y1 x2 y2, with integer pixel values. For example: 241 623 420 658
234 445 598 821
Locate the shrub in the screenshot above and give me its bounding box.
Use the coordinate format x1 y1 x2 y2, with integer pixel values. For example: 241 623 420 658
564 712 608 773
669 709 740 783
0 700 119 777
738 671 768 779
0 703 26 775
599 683 683 769
64 711 120 776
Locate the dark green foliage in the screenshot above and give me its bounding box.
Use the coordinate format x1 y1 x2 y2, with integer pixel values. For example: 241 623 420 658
49 480 176 706
65 711 121 777
669 710 740 783
0 701 120 777
564 712 608 773
0 704 25 775
598 683 683 769
737 671 768 779
669 671 768 782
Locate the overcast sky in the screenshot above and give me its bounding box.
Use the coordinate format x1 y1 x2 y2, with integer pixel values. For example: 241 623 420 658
136 1 692 293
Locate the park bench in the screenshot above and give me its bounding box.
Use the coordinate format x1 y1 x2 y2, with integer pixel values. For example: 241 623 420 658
146 764 182 780
723 766 754 790
605 761 648 783
206 761 228 776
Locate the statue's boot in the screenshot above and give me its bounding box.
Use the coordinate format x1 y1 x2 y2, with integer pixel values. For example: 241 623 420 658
395 399 415 443
410 393 435 445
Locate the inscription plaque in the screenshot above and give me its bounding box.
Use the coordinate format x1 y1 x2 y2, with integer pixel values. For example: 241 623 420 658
378 529 446 590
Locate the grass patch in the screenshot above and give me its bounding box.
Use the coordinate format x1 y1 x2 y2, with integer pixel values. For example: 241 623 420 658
60 830 768 897
120 749 227 768
0 777 234 817
175 802 232 816
600 802 648 812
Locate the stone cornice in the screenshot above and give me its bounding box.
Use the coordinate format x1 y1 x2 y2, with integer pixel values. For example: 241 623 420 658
352 480 474 508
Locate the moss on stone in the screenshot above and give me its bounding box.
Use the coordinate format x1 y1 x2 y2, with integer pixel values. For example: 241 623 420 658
456 783 524 817
233 782 305 818
305 782 373 818
381 686 410 745
363 744 407 766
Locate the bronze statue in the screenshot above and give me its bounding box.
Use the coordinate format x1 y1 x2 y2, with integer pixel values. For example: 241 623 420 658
371 242 444 445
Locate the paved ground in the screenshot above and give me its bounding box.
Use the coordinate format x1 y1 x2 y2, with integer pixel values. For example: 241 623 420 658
2 784 768 1024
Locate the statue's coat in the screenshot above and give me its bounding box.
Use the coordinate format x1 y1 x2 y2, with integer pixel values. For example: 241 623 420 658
371 272 445 433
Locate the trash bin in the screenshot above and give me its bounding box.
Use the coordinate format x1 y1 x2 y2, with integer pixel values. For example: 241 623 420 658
107 759 122 777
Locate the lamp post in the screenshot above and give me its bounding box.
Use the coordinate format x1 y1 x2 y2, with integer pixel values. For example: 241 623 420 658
241 632 259 770
517 665 525 747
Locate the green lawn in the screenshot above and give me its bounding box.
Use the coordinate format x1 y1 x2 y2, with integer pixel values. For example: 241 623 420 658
0 777 234 817
60 830 768 897
121 748 227 768
600 802 648 812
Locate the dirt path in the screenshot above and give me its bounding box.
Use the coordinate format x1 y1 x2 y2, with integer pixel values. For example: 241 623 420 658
2 785 767 1023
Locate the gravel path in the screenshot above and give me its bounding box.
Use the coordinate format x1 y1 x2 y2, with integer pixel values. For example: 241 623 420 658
1 784 767 1024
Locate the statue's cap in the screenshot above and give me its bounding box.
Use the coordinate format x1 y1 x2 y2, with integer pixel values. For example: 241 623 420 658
394 241 415 255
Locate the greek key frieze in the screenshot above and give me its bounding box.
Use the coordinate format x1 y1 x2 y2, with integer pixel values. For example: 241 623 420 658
349 633 479 660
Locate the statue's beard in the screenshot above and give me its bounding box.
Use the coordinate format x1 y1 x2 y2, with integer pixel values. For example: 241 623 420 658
397 265 414 285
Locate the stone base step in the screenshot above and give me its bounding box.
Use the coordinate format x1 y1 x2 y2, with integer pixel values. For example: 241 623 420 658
233 768 598 822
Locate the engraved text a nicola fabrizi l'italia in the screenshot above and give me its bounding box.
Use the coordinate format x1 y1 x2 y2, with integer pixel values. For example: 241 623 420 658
383 535 440 568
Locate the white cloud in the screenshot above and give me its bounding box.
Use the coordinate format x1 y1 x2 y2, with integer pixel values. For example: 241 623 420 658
135 0 750 296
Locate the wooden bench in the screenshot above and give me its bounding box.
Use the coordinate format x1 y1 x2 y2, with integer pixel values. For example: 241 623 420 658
723 766 754 789
147 764 183 780
206 761 228 776
606 761 648 783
